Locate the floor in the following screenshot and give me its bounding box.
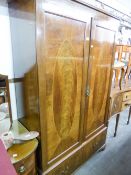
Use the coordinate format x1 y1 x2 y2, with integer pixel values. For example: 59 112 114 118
74 108 131 175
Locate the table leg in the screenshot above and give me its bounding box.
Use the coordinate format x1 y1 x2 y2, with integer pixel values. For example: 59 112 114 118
119 68 125 90
127 106 131 125
114 113 120 137
115 69 120 88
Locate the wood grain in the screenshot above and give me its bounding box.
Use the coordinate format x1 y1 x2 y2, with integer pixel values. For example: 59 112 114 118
110 94 123 116
41 12 86 164
84 20 116 138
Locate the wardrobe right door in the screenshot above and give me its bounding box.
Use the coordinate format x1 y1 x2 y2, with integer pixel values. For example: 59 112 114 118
84 18 116 139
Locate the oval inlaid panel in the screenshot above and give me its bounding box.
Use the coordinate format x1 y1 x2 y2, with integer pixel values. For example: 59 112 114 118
53 40 77 139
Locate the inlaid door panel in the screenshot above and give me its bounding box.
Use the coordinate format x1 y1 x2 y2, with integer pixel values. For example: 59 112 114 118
84 19 115 138
39 12 87 165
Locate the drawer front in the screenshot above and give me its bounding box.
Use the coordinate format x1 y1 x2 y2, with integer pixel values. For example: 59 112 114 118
44 148 83 175
111 95 123 116
123 91 131 101
122 46 128 52
121 100 131 111
14 153 36 175
83 129 106 161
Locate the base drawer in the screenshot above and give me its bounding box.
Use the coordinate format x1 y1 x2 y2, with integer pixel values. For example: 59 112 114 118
43 129 107 175
83 129 107 161
43 148 83 175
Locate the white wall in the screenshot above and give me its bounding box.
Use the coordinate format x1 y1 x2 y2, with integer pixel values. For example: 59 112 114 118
0 5 13 78
9 9 36 119
10 11 36 78
0 3 17 120
15 82 25 118
0 4 36 120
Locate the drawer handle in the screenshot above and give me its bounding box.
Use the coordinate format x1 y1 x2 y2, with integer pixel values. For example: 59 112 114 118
18 165 26 174
125 103 131 106
86 86 90 97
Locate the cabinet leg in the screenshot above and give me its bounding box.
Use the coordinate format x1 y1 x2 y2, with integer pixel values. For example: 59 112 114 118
114 113 120 137
127 106 131 125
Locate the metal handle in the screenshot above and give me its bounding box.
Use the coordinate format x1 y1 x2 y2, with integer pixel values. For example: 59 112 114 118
18 165 26 174
86 86 90 97
125 103 131 106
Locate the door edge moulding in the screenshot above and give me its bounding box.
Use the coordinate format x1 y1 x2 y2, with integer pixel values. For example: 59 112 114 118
71 0 131 24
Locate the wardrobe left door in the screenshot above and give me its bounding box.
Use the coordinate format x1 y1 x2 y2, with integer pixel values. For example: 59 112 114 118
37 12 88 171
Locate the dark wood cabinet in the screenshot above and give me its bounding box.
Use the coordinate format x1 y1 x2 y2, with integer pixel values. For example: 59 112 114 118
9 0 117 174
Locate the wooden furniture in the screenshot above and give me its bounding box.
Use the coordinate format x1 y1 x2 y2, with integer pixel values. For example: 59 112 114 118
113 64 125 90
110 44 131 136
114 45 131 89
8 0 119 174
8 120 38 175
110 88 131 136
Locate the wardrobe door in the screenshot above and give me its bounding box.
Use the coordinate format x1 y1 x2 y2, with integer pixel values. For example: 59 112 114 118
37 12 88 169
84 18 116 139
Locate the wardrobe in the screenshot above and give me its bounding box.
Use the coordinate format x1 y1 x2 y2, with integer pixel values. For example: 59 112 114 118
8 0 118 174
